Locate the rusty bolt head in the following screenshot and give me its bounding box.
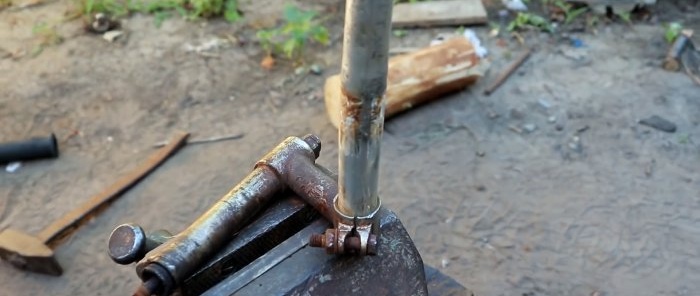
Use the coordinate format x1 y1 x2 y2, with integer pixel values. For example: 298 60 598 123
302 134 321 158
366 234 378 255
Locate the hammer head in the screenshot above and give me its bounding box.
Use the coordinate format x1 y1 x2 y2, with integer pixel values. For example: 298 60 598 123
0 229 62 276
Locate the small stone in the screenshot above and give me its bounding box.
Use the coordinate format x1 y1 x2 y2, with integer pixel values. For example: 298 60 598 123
102 30 124 43
307 94 318 101
522 123 537 133
441 258 449 268
476 150 486 157
309 64 323 75
510 108 525 120
568 136 581 151
5 162 21 173
294 67 306 75
476 185 486 191
639 115 677 133
538 99 552 110
555 124 564 131
548 116 557 123
107 136 114 142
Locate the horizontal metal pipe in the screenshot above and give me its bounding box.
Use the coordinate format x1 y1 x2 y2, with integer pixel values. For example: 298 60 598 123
284 156 338 222
0 134 58 164
136 166 284 295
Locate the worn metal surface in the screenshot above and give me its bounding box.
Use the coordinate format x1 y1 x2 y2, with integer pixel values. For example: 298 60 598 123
201 219 331 296
337 0 392 218
182 196 320 296
424 265 474 296
135 166 284 295
283 156 337 221
210 208 428 296
108 224 172 265
132 136 320 295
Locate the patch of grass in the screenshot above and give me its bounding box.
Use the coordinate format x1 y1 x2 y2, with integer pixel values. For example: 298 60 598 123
616 11 631 24
70 0 240 25
393 29 407 38
664 22 683 43
508 12 553 33
256 4 329 62
31 22 63 56
552 0 588 24
0 0 12 9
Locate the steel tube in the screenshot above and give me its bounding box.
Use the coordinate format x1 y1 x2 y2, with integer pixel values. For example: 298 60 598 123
0 134 58 164
337 0 393 217
133 136 319 295
284 156 338 222
135 166 284 295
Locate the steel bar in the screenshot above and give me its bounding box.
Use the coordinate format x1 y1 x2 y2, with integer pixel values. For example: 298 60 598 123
337 0 393 218
133 136 319 295
136 166 284 295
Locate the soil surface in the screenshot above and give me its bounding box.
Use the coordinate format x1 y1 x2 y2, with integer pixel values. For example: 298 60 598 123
1 0 699 295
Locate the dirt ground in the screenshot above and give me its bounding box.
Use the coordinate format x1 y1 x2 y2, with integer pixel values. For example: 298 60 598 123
1 0 699 295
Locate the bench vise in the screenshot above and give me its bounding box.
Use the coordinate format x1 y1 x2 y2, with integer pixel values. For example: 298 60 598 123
107 0 471 295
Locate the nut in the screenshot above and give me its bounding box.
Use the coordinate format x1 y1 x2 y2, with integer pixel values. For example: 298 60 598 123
366 234 378 255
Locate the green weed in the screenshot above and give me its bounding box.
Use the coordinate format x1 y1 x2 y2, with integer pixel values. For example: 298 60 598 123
31 22 63 56
508 12 553 33
616 11 631 24
393 29 407 38
552 0 588 24
256 4 329 61
0 0 12 9
71 0 240 25
664 22 683 43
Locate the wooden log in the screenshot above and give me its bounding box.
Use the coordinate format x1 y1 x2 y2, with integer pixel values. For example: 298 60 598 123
324 37 487 129
392 0 488 28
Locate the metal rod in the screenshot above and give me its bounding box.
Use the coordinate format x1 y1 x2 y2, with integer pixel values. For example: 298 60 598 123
136 166 284 295
337 0 393 218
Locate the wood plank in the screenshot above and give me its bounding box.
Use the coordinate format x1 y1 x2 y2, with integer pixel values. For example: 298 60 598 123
392 0 488 28
37 132 189 246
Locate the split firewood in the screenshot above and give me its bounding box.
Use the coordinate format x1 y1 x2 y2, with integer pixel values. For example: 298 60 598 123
323 37 488 129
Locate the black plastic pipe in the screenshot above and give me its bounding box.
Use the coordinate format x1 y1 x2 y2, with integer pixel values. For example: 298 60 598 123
0 134 59 164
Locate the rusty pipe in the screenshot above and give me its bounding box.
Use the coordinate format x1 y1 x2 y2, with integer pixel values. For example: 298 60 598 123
134 136 319 296
284 156 338 222
337 0 393 218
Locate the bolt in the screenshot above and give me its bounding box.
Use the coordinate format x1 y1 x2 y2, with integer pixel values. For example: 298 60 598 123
108 223 146 265
302 134 321 158
366 234 378 255
309 233 326 248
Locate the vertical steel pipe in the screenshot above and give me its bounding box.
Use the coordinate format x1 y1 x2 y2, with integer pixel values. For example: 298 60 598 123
337 0 393 218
